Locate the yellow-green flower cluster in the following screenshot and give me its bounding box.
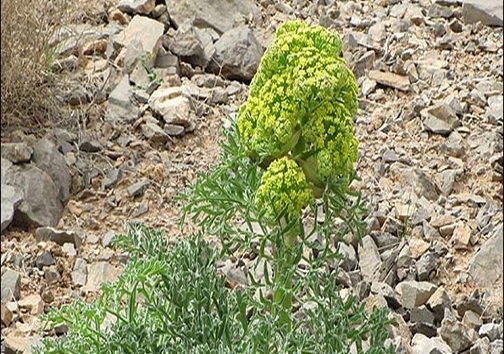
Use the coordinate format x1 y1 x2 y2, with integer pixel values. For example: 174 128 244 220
255 156 313 223
238 21 359 192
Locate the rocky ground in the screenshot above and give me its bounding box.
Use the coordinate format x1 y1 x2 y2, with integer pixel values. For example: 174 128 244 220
1 0 503 353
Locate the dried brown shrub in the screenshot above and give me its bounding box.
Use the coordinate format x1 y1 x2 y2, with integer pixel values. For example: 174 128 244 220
1 0 111 129
2 0 63 127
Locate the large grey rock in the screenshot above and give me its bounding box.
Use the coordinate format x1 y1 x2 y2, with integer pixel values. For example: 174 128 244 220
1 184 24 233
395 281 437 309
1 158 12 180
486 95 503 124
416 251 438 281
411 334 452 354
127 178 151 197
399 169 441 202
352 50 376 79
1 269 21 302
148 84 192 126
114 15 164 55
0 143 33 163
370 282 402 309
107 75 139 123
207 27 263 82
102 168 123 190
71 258 88 286
427 286 452 322
35 251 55 270
3 164 63 227
468 223 503 287
421 104 462 135
471 337 491 354
338 242 358 271
479 323 501 342
32 137 71 204
439 169 459 195
410 305 435 325
35 226 83 248
164 0 262 35
166 25 215 69
462 0 503 27
368 70 410 91
191 73 226 88
117 0 155 15
141 122 170 144
462 310 483 330
428 3 454 18
440 308 477 352
129 60 151 88
155 46 180 70
358 235 382 282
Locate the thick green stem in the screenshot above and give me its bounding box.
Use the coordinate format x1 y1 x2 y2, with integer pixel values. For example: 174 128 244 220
273 261 294 332
272 222 298 332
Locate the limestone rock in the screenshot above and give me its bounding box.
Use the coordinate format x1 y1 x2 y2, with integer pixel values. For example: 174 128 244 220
0 143 33 163
35 227 83 249
395 281 437 309
1 269 21 302
114 15 164 55
468 223 503 287
427 286 452 322
166 25 215 69
358 235 382 282
164 0 262 35
368 70 410 91
1 184 24 233
141 122 171 144
32 136 71 204
3 164 63 227
107 75 139 123
148 85 193 126
3 334 41 354
1 303 13 327
462 0 503 27
411 333 452 354
84 262 120 292
440 308 477 352
421 104 462 135
207 27 263 82
117 0 156 15
72 258 88 286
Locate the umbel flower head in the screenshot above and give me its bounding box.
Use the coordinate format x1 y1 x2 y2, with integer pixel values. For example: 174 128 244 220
255 156 313 237
238 20 359 195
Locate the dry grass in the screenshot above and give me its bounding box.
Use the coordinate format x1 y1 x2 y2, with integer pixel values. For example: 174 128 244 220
1 0 111 129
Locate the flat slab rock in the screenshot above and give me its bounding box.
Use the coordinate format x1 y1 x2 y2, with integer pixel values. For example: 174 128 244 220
368 70 410 91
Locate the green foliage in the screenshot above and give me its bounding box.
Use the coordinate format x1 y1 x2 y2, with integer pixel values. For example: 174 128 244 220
35 224 393 354
139 53 163 88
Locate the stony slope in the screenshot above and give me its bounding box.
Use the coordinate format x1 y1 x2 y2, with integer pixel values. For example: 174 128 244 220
1 0 503 353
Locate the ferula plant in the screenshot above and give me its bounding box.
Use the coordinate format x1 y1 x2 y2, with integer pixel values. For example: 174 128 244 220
181 20 393 351
35 20 393 354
